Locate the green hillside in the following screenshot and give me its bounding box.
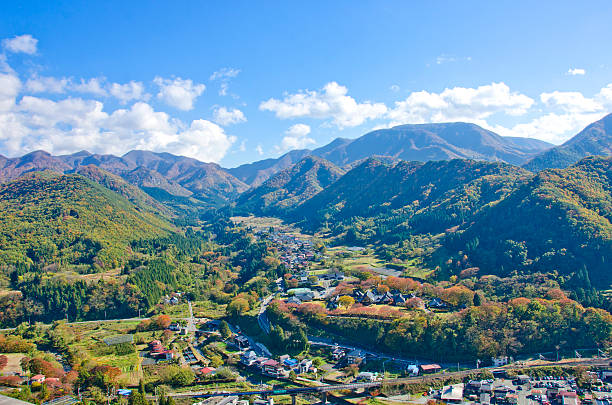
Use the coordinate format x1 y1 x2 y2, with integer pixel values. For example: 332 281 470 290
0 171 174 272
74 165 173 217
234 156 346 215
523 113 612 171
447 156 612 287
292 158 531 241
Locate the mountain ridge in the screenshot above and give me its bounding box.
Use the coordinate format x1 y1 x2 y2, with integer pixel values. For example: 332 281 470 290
524 113 612 171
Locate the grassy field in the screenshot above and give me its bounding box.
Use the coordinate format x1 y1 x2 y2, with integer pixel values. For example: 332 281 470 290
60 320 154 385
0 352 26 374
231 215 313 239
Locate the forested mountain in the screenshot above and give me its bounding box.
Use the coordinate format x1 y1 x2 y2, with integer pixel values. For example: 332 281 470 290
234 156 345 215
0 149 248 207
291 158 531 237
448 156 612 287
74 165 172 216
226 122 552 187
524 113 612 171
0 171 173 271
310 122 552 167
227 149 311 187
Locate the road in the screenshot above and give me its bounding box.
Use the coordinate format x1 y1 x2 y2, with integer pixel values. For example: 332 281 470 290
186 301 196 333
257 293 274 334
163 381 383 399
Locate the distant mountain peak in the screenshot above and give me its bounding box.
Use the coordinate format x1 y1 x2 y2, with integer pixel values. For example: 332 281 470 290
523 112 612 171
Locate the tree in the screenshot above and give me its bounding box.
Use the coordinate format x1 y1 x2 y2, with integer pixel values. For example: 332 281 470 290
0 355 7 370
227 298 250 318
219 320 232 339
152 315 172 330
128 391 149 405
473 292 482 306
138 379 146 395
338 296 355 309
170 368 195 387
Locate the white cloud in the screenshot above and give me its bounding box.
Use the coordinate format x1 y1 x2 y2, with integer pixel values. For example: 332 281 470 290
72 78 108 97
386 82 534 125
0 75 233 162
255 144 264 155
154 76 205 110
109 81 147 104
540 91 602 114
276 124 315 152
25 75 69 94
490 112 605 144
210 68 240 81
567 68 586 76
2 35 37 54
390 84 400 93
0 72 21 111
210 67 240 96
597 84 612 107
435 55 471 65
213 106 247 126
260 82 387 128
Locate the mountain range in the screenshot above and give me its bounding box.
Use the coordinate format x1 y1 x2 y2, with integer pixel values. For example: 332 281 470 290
0 114 611 210
0 114 609 289
229 122 553 186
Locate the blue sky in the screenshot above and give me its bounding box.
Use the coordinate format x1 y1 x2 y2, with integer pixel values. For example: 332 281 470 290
1 1 611 167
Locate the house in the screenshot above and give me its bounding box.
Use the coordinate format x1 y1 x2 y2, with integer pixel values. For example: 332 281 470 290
327 295 339 310
393 294 407 306
379 292 394 305
331 347 346 361
31 374 45 384
465 380 482 395
298 359 313 374
286 296 302 305
515 375 530 385
480 382 494 394
149 340 174 360
419 364 442 374
428 298 448 309
346 349 366 365
559 391 580 405
262 359 283 377
440 383 464 403
168 323 181 331
240 351 258 366
356 372 377 382
360 291 378 306
493 386 513 399
199 367 216 376
406 365 419 376
492 356 509 367
233 335 249 349
254 357 269 369
282 358 298 369
287 288 315 302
